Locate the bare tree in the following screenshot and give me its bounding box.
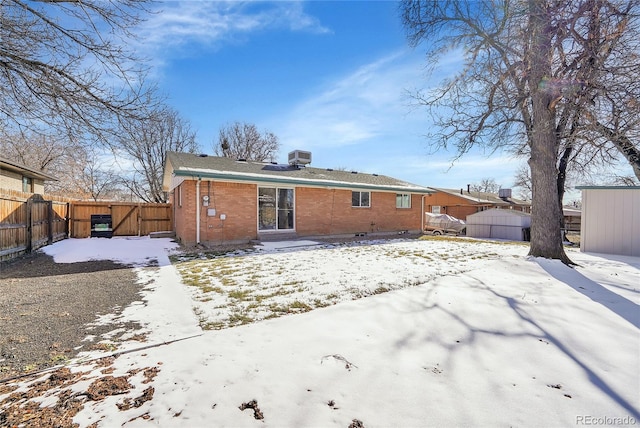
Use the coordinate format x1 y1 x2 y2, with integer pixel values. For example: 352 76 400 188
470 178 501 193
0 132 73 170
0 131 127 199
69 149 123 201
116 107 199 203
401 0 639 263
214 122 280 162
547 0 640 219
0 131 83 193
0 0 155 138
513 165 533 200
572 1 640 181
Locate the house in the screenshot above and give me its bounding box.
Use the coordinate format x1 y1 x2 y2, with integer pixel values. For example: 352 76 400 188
0 156 58 194
562 206 581 233
465 208 531 241
426 187 531 221
576 186 640 257
162 151 433 246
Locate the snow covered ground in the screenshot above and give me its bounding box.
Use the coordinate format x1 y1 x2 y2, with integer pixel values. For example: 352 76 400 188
4 236 640 427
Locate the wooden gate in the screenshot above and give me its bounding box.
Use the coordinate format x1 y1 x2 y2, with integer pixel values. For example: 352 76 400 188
70 202 172 238
0 190 70 260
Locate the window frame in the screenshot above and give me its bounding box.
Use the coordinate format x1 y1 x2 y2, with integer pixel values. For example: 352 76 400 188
396 193 411 209
22 176 33 193
258 186 295 231
351 191 370 208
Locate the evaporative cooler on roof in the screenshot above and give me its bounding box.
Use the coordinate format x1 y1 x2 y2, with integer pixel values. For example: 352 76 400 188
288 150 312 165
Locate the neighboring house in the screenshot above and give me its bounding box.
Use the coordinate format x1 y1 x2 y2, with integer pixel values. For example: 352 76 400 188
426 187 531 221
576 186 640 257
162 151 433 246
466 208 531 241
0 156 58 194
562 207 582 233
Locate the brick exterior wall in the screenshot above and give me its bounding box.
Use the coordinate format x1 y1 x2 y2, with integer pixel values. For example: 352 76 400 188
171 179 425 245
426 192 482 221
426 191 530 221
172 180 258 246
295 188 422 235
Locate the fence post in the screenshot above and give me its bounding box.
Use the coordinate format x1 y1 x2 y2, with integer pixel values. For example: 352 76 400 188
47 200 53 245
65 202 70 238
138 202 142 237
26 198 33 253
70 202 75 238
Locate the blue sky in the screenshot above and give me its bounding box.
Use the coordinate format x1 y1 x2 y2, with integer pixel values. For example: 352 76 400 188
136 1 524 191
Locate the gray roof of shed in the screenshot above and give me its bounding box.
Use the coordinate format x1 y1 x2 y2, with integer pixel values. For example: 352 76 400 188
575 185 640 190
164 152 433 194
468 208 531 217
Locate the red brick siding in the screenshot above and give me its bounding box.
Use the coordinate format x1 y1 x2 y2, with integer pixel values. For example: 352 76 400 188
426 192 530 221
172 181 196 243
200 181 257 244
426 192 480 221
295 188 423 235
172 179 424 244
172 180 258 245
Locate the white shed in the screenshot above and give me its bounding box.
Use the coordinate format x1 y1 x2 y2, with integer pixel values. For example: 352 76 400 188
576 186 640 257
466 208 531 241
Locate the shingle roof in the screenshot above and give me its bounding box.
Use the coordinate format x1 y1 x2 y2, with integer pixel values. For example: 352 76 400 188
432 187 531 207
163 152 433 194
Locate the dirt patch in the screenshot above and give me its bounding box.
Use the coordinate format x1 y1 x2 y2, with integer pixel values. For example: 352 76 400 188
239 399 264 420
0 251 145 380
86 376 133 401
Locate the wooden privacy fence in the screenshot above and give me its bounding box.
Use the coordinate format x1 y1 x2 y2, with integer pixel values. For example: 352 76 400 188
1 191 173 261
70 202 172 238
0 190 70 261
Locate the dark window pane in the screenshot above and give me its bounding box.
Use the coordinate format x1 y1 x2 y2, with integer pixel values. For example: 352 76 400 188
361 192 370 207
258 188 277 230
352 191 360 207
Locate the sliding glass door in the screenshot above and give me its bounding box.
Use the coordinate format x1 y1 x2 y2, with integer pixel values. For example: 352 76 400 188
258 187 294 231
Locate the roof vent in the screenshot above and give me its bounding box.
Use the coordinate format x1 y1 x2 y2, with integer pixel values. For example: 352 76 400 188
498 188 512 199
351 171 358 174
288 150 312 166
237 158 247 162
326 168 334 171
198 153 208 157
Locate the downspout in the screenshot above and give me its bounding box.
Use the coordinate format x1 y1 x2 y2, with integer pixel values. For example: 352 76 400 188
196 177 201 244
421 195 425 233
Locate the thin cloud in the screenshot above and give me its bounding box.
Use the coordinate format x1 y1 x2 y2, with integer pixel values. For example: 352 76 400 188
137 1 330 54
277 51 425 150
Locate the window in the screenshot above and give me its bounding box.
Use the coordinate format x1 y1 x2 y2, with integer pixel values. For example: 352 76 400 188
352 191 370 207
22 176 32 193
396 193 411 208
258 187 294 230
432 205 441 214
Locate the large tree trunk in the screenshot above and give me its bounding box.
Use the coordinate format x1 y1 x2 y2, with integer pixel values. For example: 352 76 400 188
527 0 572 264
529 142 571 262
